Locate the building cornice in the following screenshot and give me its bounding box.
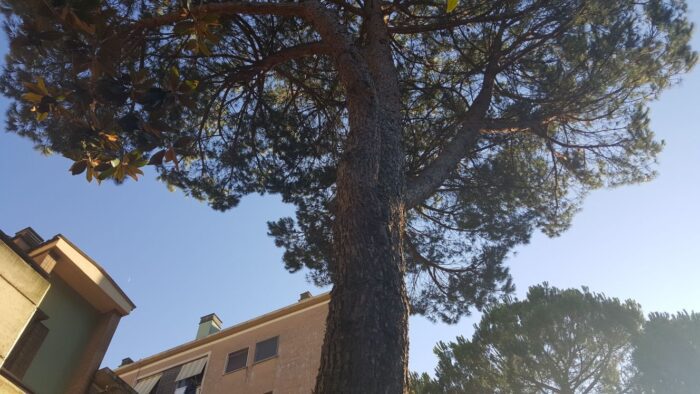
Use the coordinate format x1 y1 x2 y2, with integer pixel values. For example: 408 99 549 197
28 235 136 315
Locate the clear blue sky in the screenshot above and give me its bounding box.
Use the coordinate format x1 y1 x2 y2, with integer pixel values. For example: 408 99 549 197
1 5 700 376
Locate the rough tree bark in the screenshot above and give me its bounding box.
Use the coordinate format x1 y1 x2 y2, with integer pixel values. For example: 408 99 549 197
312 1 410 392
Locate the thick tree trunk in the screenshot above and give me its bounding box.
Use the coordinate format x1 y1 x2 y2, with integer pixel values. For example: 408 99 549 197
313 5 409 391
314 170 408 393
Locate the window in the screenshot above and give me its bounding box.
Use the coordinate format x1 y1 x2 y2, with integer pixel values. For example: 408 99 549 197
4 309 49 380
174 357 207 394
132 373 161 394
174 374 203 394
254 336 279 363
225 348 248 373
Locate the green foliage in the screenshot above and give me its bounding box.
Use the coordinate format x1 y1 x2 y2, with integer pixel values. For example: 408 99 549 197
416 284 644 393
446 0 458 13
633 311 700 393
409 372 436 394
0 0 695 322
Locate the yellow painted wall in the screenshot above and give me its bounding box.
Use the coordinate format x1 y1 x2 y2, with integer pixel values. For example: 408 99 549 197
0 240 50 368
0 374 25 394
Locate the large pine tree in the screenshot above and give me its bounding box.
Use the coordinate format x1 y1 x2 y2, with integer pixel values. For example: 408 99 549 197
413 285 644 393
0 0 694 391
633 311 700 393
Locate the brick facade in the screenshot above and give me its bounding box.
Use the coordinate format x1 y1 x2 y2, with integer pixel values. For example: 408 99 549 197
116 294 329 393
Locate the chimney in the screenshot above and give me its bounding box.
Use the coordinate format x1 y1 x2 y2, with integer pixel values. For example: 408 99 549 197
299 291 312 301
12 227 44 252
120 357 134 367
196 313 222 339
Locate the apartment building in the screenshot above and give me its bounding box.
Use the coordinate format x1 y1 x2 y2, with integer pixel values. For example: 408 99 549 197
115 292 330 394
0 227 136 394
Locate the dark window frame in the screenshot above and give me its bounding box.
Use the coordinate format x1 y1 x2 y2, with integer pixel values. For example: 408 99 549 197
224 347 249 374
254 336 279 363
4 309 49 380
174 372 204 394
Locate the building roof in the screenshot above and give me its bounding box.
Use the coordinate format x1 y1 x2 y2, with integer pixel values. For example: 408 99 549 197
115 292 331 375
27 233 136 315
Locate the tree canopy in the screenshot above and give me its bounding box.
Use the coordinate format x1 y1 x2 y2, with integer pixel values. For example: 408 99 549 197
2 0 696 390
632 311 700 393
1 0 694 325
412 284 644 394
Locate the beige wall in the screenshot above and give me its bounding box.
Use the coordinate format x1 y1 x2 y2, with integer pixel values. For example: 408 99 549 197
119 300 328 393
0 240 50 368
0 374 25 394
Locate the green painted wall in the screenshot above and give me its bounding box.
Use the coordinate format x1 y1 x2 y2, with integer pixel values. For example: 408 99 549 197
21 276 98 394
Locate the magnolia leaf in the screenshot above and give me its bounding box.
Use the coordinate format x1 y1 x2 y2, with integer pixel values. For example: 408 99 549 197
21 92 44 103
131 69 148 85
174 136 194 149
198 40 213 56
100 132 119 142
67 10 96 35
164 147 176 162
22 78 49 95
134 157 149 167
114 164 125 181
164 147 179 170
94 162 112 172
36 78 48 95
38 145 52 156
126 165 144 181
174 21 195 36
142 122 163 137
118 113 140 132
148 149 167 165
97 166 116 180
184 39 198 53
446 0 458 13
202 29 221 44
126 150 144 164
35 111 48 121
69 160 88 175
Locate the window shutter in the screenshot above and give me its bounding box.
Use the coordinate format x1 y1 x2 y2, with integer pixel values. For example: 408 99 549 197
225 348 248 373
254 336 279 362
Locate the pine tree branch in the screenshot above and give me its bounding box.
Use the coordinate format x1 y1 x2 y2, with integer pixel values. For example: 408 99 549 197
405 45 502 208
132 2 309 31
405 109 579 208
406 237 475 274
224 42 333 84
132 0 371 101
387 0 546 34
325 0 364 16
